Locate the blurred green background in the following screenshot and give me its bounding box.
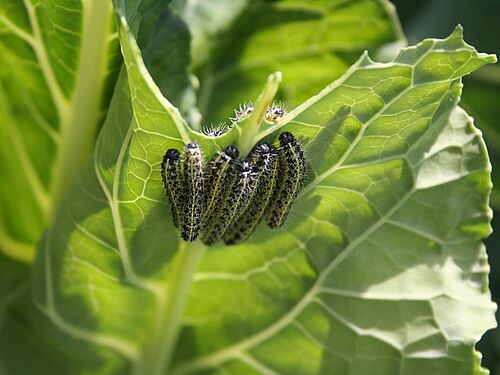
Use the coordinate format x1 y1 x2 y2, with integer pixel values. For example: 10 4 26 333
390 0 500 373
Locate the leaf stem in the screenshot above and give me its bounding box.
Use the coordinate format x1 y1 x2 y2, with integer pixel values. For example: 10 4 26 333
238 72 281 155
135 240 206 375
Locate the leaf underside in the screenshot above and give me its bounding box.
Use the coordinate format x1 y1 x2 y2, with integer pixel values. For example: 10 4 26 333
0 0 121 262
26 2 498 370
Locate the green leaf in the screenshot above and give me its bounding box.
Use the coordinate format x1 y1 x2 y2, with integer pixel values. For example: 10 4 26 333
0 0 121 262
171 0 251 69
192 0 406 127
391 0 500 213
0 253 74 374
32 9 497 372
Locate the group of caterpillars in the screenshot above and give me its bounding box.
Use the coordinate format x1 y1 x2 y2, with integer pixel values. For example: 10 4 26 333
161 101 304 246
161 132 305 245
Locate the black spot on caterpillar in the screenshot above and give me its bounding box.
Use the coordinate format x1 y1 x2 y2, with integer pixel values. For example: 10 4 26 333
202 145 239 231
161 149 183 228
266 132 306 228
182 142 204 241
201 159 258 245
224 142 279 244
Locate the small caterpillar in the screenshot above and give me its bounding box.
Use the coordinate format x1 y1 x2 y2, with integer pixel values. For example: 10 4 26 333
202 122 231 137
264 103 287 123
224 142 279 244
161 149 183 228
230 102 254 123
266 132 306 228
182 142 204 241
202 145 239 231
201 160 258 245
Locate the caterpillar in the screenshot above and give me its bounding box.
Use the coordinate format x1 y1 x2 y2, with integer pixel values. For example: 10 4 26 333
264 103 287 123
223 142 279 244
202 145 239 231
266 132 306 228
182 142 204 241
161 149 184 228
202 122 231 137
201 159 258 245
230 102 254 123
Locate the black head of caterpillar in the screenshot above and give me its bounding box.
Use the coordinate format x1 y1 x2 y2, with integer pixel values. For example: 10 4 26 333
202 122 232 137
202 145 240 232
182 142 204 241
266 131 306 229
230 102 254 123
201 159 258 245
264 102 287 123
224 142 279 245
161 148 183 228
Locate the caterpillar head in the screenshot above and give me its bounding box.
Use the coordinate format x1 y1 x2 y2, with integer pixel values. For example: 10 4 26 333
224 145 240 159
279 131 295 145
164 148 180 161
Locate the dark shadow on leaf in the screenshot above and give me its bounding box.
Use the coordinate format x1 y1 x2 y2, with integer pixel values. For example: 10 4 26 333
304 104 352 175
129 201 180 277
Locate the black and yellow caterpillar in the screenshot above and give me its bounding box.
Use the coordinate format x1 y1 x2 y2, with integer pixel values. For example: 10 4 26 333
161 132 305 245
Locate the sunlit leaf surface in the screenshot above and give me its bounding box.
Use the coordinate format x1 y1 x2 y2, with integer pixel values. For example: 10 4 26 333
32 10 496 373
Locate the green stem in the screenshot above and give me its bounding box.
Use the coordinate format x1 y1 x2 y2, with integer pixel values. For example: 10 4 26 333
50 0 114 217
238 72 282 155
135 240 206 375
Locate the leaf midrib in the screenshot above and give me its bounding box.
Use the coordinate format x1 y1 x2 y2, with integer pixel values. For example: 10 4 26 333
50 0 117 216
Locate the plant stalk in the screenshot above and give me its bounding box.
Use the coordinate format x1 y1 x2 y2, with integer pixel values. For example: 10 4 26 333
135 240 206 375
238 72 282 155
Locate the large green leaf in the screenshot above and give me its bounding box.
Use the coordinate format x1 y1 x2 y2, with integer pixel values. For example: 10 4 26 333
0 0 121 262
190 0 405 128
33 10 496 375
387 2 500 370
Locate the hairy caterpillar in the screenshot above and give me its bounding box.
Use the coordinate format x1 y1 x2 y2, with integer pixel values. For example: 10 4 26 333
264 103 287 123
230 102 254 123
202 145 239 231
161 149 183 227
182 142 204 241
224 142 279 244
201 160 258 245
266 132 306 228
202 122 231 137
